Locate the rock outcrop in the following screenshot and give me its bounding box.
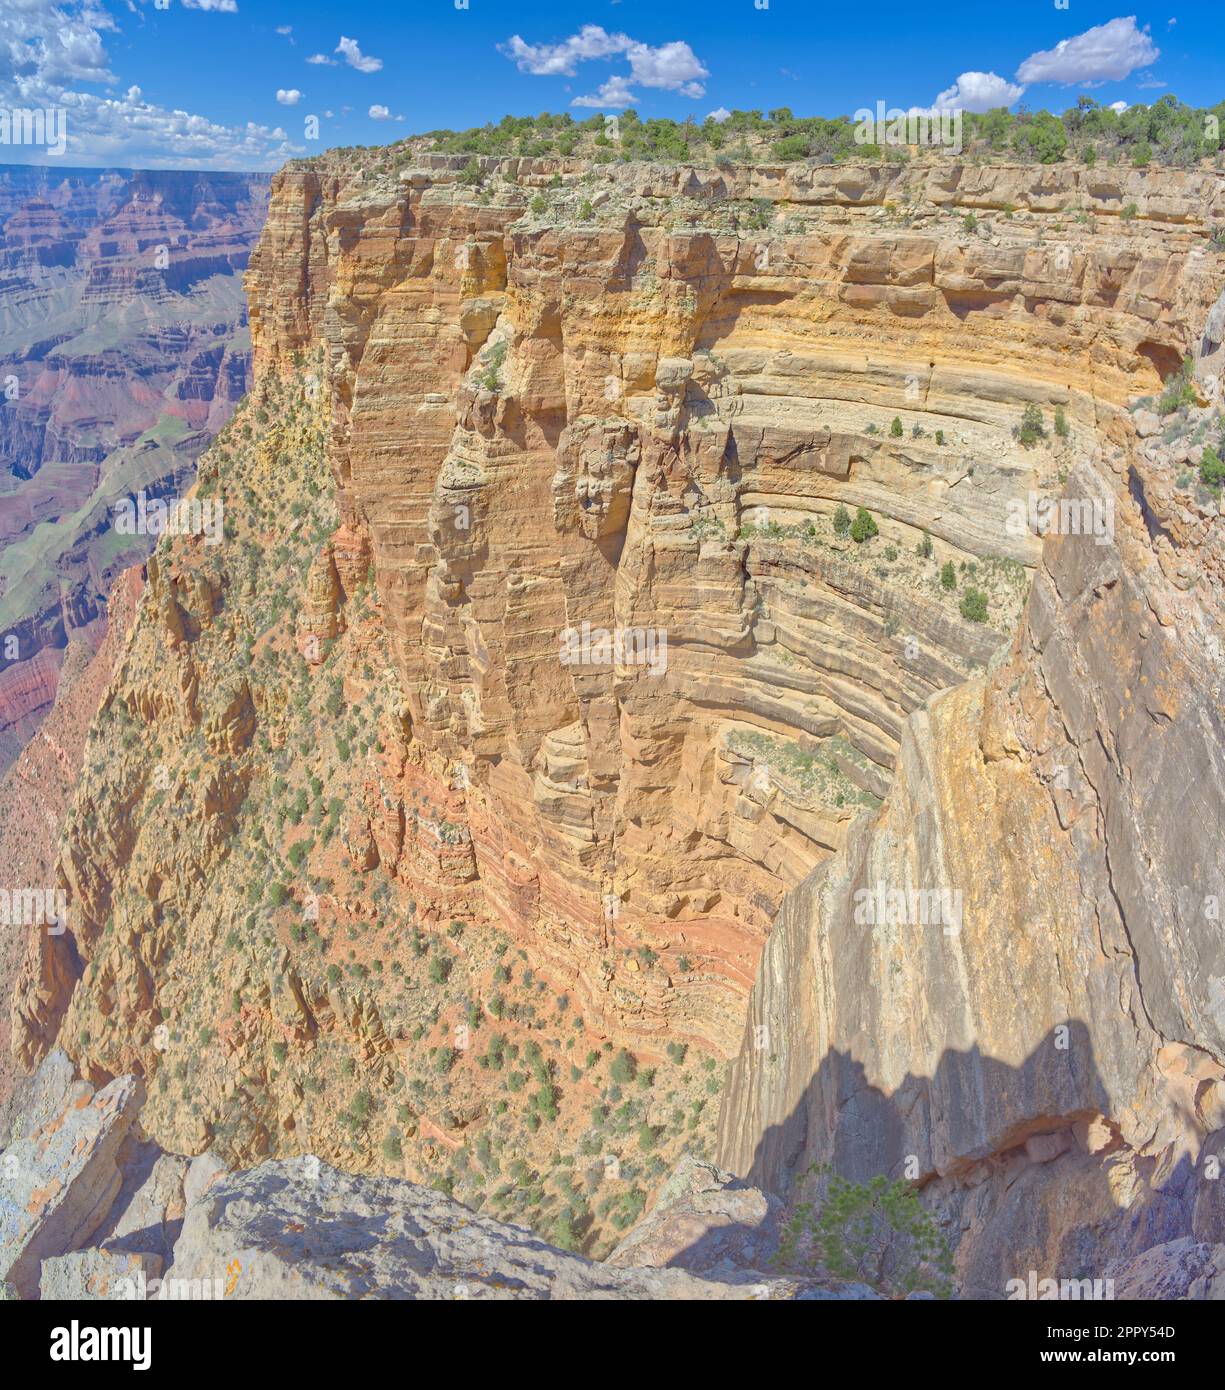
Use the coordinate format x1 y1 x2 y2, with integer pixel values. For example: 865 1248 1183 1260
243 153 1222 1054
8 150 1225 1291
2 1052 867 1300
717 302 1225 1294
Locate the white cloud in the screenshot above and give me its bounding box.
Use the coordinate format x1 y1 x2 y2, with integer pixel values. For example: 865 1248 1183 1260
276 88 302 106
336 35 383 74
1108 99 1130 112
707 106 731 123
501 25 629 76
306 54 335 66
1016 16 1159 85
930 71 1025 113
0 0 298 169
368 104 391 120
572 75 636 109
276 25 292 36
181 0 239 12
500 25 708 107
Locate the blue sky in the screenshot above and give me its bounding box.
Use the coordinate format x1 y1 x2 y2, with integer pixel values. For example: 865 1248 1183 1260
0 1 1219 169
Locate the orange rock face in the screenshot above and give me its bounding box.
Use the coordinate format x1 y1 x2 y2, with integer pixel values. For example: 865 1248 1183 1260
240 154 1223 1053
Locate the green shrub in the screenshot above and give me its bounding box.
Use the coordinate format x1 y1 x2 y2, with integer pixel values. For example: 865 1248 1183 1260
1018 403 1045 447
833 504 851 537
776 1167 954 1299
609 1049 637 1084
960 587 989 623
1200 445 1225 493
940 561 956 591
850 507 878 543
1054 405 1069 438
916 532 933 559
889 416 903 438
1157 357 1197 416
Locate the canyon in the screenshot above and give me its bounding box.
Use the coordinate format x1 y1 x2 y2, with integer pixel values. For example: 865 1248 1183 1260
5 148 1225 1292
0 165 268 775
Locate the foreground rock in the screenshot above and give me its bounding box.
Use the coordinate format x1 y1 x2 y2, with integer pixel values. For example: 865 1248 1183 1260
3 1052 869 1299
0 1059 143 1298
606 1154 783 1274
163 1156 869 1300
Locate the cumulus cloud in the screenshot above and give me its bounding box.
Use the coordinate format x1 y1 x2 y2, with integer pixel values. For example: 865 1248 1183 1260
572 75 636 109
368 104 390 120
276 25 292 37
276 88 302 106
0 0 298 169
929 71 1025 113
501 25 627 76
1108 99 1130 112
1016 16 1159 85
706 106 731 124
500 24 708 107
336 35 383 74
306 53 335 65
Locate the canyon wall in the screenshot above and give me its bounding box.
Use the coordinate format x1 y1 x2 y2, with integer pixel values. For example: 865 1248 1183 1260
10 150 1224 1273
244 153 1222 1052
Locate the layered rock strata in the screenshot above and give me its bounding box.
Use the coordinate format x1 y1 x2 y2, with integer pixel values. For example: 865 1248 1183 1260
243 154 1222 1051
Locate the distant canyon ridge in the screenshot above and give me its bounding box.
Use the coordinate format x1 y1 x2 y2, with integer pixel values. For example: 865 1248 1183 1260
0 164 269 777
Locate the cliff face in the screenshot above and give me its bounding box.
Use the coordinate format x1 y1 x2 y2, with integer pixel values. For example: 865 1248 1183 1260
715 269 1225 1291
10 151 1224 1275
244 154 1221 1052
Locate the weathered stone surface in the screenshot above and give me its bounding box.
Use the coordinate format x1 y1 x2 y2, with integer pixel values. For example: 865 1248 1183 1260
165 1156 869 1300
1106 1239 1225 1301
606 1154 783 1274
0 1069 143 1297
1 1047 74 1146
40 1248 162 1302
717 289 1225 1295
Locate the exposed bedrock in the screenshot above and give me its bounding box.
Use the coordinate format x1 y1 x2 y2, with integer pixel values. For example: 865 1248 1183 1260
243 155 1223 1055
717 389 1225 1291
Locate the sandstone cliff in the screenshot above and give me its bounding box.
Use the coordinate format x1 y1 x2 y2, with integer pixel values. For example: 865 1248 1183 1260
10 152 1225 1278
716 241 1225 1294
243 154 1221 1052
